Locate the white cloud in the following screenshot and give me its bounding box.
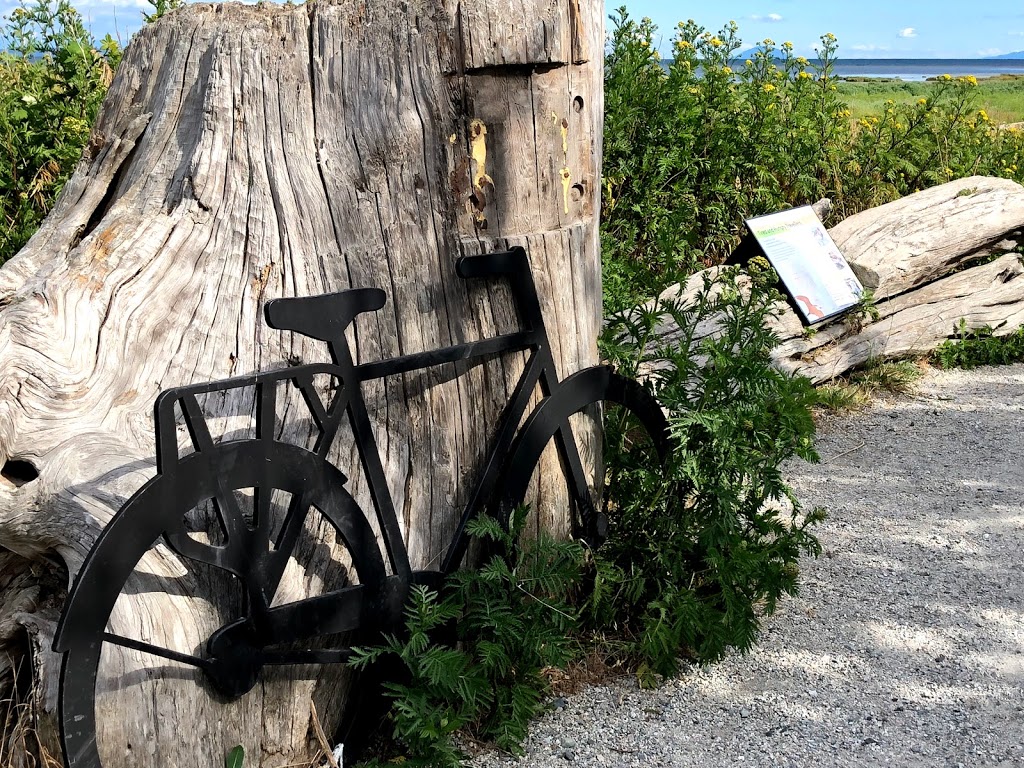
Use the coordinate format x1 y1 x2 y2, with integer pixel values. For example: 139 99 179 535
898 27 917 38
750 13 784 23
850 44 892 52
978 47 1003 56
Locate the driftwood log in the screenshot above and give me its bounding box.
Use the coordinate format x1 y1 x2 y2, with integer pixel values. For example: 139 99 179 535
646 177 1024 384
0 1 603 766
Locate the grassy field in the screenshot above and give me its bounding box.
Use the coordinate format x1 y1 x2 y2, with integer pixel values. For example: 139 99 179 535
837 75 1024 125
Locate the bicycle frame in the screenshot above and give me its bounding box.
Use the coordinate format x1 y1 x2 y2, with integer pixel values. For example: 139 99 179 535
51 247 676 768
153 247 594 587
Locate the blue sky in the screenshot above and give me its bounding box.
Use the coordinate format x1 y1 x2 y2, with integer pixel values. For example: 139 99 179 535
3 0 1023 58
1 0 151 44
613 0 1024 58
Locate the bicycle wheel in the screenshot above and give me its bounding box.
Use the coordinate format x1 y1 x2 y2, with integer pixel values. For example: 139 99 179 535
54 440 392 768
499 366 673 546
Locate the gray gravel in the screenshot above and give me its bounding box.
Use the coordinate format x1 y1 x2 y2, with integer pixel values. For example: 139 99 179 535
471 364 1024 767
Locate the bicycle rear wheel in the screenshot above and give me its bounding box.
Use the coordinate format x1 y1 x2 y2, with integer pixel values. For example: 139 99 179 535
55 440 391 768
499 366 674 546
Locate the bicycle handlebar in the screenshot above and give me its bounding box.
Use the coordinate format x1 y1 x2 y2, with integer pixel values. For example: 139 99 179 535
455 246 529 279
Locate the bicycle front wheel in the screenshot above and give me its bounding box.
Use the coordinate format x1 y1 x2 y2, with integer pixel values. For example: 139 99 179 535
499 366 673 547
55 440 389 768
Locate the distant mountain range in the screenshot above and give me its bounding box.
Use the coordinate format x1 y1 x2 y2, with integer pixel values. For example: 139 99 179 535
987 51 1024 59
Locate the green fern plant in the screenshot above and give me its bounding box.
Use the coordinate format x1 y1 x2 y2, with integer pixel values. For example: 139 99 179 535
351 509 584 766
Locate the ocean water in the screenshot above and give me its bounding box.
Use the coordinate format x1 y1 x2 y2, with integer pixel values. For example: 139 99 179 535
831 58 1024 81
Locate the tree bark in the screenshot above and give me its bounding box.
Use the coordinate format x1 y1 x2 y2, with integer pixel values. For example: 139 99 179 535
0 1 604 765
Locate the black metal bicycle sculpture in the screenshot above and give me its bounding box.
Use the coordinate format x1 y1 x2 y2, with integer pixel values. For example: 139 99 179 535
53 247 672 768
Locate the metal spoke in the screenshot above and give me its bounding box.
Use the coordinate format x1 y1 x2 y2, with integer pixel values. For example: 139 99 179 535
102 633 212 671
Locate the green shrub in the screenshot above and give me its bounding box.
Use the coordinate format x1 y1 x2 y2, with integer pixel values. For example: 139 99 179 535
0 0 119 265
596 269 823 675
602 10 850 312
844 75 1024 208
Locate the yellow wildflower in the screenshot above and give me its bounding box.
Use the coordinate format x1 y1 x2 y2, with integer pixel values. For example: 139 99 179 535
722 65 733 74
710 36 723 47
763 83 776 93
795 56 809 66
917 98 927 106
979 109 989 122
940 73 952 81
797 71 812 80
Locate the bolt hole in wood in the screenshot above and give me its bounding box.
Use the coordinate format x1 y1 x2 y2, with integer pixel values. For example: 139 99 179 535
573 95 584 113
1 459 39 487
571 183 585 201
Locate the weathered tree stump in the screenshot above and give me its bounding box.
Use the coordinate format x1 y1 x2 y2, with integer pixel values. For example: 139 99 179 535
0 1 603 765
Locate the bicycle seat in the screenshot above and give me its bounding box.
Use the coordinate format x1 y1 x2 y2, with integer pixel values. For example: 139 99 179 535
264 288 386 342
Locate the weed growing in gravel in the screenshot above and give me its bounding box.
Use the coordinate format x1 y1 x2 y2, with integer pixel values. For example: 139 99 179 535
814 382 870 412
932 321 1024 369
855 359 923 394
814 359 924 413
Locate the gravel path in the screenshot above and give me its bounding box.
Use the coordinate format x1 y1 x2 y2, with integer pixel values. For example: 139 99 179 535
471 364 1024 768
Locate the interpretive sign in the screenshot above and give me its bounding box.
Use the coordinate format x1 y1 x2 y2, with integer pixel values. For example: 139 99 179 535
745 206 864 325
